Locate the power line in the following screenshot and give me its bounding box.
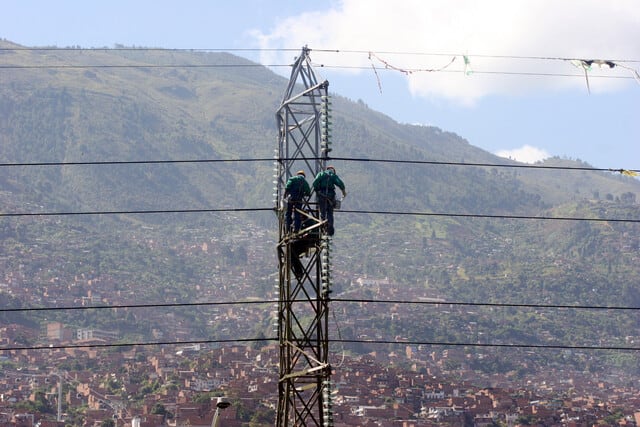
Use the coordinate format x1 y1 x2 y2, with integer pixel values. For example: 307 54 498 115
331 298 640 311
0 207 273 217
1 207 636 223
1 155 637 175
2 298 638 314
2 337 637 353
0 158 275 167
0 63 288 70
5 298 640 314
0 47 296 53
2 57 638 82
3 45 638 87
0 300 279 313
1 207 637 223
332 339 640 352
2 299 635 356
2 46 639 63
2 338 272 352
327 157 640 174
315 64 638 81
312 48 640 64
340 209 640 223
1 61 635 82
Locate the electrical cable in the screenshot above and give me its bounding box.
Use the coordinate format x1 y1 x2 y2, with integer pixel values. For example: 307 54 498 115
4 45 639 96
331 298 640 311
0 158 276 167
2 50 638 82
0 47 300 53
1 207 637 223
326 157 640 175
330 306 347 368
1 62 635 81
311 48 640 64
314 64 637 81
2 298 637 314
2 46 639 63
2 337 637 353
1 156 637 175
2 338 273 352
0 300 280 313
340 209 640 223
0 207 274 217
1 157 637 221
331 339 640 352
0 63 290 70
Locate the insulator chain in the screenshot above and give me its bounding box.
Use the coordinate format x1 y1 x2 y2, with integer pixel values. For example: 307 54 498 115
320 95 332 157
272 148 280 209
272 303 279 338
321 235 332 297
322 379 334 427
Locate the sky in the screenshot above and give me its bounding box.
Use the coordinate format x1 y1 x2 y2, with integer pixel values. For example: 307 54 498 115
2 0 639 169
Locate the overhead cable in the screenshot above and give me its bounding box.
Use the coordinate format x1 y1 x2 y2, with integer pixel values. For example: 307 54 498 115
0 63 289 70
0 158 276 167
0 299 279 313
331 298 640 311
2 298 638 314
1 207 637 223
2 337 637 353
1 156 637 175
3 45 639 87
332 339 640 352
327 156 640 175
0 207 637 223
0 207 274 217
1 62 635 82
2 338 272 352
340 209 640 223
2 46 639 63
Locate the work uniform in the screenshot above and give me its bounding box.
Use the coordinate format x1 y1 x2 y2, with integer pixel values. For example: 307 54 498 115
312 168 346 236
284 173 311 233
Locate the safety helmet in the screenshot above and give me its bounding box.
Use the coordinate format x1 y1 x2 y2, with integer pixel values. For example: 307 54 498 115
327 166 335 172
296 170 306 176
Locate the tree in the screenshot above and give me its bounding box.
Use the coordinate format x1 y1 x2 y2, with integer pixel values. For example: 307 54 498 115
150 403 167 416
620 192 636 204
249 407 276 426
515 414 536 425
15 390 53 414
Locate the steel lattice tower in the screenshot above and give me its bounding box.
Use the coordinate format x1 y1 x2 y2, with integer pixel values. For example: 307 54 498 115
274 47 334 427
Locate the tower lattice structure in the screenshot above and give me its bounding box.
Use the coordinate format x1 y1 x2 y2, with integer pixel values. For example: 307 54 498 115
274 47 334 427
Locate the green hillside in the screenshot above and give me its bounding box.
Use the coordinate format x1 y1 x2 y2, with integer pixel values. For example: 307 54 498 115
1 40 639 377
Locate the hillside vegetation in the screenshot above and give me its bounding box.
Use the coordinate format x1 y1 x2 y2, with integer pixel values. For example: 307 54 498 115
1 40 639 377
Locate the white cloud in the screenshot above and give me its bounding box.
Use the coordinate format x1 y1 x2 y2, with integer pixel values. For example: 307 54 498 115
495 145 550 164
253 0 640 105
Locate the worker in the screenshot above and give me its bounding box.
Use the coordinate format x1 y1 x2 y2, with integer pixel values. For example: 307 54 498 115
284 170 311 233
312 165 346 236
289 213 320 280
290 233 316 281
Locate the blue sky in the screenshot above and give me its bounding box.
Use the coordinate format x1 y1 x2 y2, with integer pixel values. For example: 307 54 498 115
2 0 638 169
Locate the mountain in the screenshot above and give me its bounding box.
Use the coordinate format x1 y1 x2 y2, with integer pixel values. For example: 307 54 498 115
1 40 639 379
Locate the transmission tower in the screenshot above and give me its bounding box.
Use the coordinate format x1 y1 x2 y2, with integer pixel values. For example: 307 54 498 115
274 47 334 427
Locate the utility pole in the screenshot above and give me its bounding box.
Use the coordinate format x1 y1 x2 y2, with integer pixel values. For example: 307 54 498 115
51 371 63 422
275 46 334 427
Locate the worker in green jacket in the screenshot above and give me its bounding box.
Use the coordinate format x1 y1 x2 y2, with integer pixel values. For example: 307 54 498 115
284 170 311 233
312 166 346 236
